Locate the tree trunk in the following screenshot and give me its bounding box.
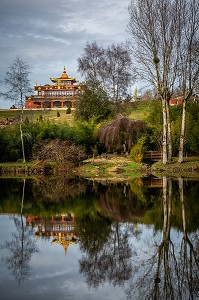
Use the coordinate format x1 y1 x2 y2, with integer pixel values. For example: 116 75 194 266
178 177 186 236
178 99 187 163
162 98 168 164
20 106 26 163
166 101 172 162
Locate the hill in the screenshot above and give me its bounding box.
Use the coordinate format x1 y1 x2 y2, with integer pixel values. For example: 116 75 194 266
0 108 75 125
0 100 158 126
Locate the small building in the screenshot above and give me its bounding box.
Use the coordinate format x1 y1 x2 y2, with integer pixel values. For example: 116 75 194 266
169 96 183 105
25 67 81 109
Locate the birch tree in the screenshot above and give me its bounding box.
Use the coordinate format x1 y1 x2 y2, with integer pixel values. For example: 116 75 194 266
0 57 32 162
177 0 199 162
128 0 183 164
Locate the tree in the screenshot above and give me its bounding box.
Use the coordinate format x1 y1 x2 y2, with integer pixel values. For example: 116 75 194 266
75 83 113 122
128 0 186 164
98 116 146 153
78 42 132 102
0 57 32 162
177 1 199 162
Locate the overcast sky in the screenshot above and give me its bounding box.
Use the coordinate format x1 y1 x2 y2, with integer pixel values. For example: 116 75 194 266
0 0 131 108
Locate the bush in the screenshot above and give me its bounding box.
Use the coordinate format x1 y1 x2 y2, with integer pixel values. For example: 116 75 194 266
75 83 113 122
32 140 87 166
98 116 146 153
129 142 144 162
57 111 60 117
66 106 71 114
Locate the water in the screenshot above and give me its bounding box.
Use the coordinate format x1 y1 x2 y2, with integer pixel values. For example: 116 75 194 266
0 177 199 300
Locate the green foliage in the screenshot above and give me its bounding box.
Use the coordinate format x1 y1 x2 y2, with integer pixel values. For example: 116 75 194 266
75 84 114 123
72 120 97 153
0 126 21 162
0 102 197 163
184 103 199 154
56 111 60 117
170 103 199 155
129 141 145 162
24 117 29 124
0 117 99 162
147 101 199 155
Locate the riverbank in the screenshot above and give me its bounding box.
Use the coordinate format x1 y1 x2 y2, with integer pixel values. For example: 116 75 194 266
76 155 199 181
0 155 199 180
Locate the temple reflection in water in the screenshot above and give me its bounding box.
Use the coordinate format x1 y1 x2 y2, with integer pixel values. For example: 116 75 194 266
26 213 78 254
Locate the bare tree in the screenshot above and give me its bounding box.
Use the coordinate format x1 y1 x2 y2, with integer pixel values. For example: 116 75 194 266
104 43 132 101
177 0 199 162
78 42 132 102
0 57 32 162
128 0 184 164
78 42 105 85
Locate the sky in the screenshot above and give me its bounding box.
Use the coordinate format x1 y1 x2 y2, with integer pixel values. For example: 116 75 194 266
0 0 131 108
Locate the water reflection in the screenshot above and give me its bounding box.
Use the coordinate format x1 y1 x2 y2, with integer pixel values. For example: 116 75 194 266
0 176 199 299
79 221 132 288
26 213 77 254
1 179 38 284
126 177 199 300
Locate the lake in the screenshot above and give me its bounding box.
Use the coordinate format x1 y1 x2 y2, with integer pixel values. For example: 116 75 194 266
0 176 199 300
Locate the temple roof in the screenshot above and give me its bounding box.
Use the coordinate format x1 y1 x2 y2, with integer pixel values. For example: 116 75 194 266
50 66 76 83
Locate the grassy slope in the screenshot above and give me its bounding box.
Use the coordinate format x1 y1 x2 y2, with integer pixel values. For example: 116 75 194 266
0 100 155 124
128 100 156 122
0 109 75 124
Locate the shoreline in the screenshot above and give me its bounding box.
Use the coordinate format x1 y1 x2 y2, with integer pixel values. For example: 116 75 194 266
0 155 198 180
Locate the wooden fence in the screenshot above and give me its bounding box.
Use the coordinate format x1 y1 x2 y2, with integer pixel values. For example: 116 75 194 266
143 178 163 188
143 151 162 161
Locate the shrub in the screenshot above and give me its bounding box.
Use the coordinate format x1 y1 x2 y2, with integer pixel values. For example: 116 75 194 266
129 140 145 162
66 106 71 114
32 140 86 166
57 111 60 117
98 116 146 153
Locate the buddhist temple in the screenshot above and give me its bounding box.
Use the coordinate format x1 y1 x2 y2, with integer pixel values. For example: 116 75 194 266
25 67 81 109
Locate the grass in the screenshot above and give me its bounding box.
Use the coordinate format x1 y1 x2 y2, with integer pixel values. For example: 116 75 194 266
0 156 198 181
77 155 146 181
128 100 156 121
151 157 199 178
0 100 157 125
0 109 75 124
77 155 199 181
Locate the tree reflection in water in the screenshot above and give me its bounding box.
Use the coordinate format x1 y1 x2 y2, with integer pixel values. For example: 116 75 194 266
79 219 132 288
1 179 38 284
126 177 199 300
